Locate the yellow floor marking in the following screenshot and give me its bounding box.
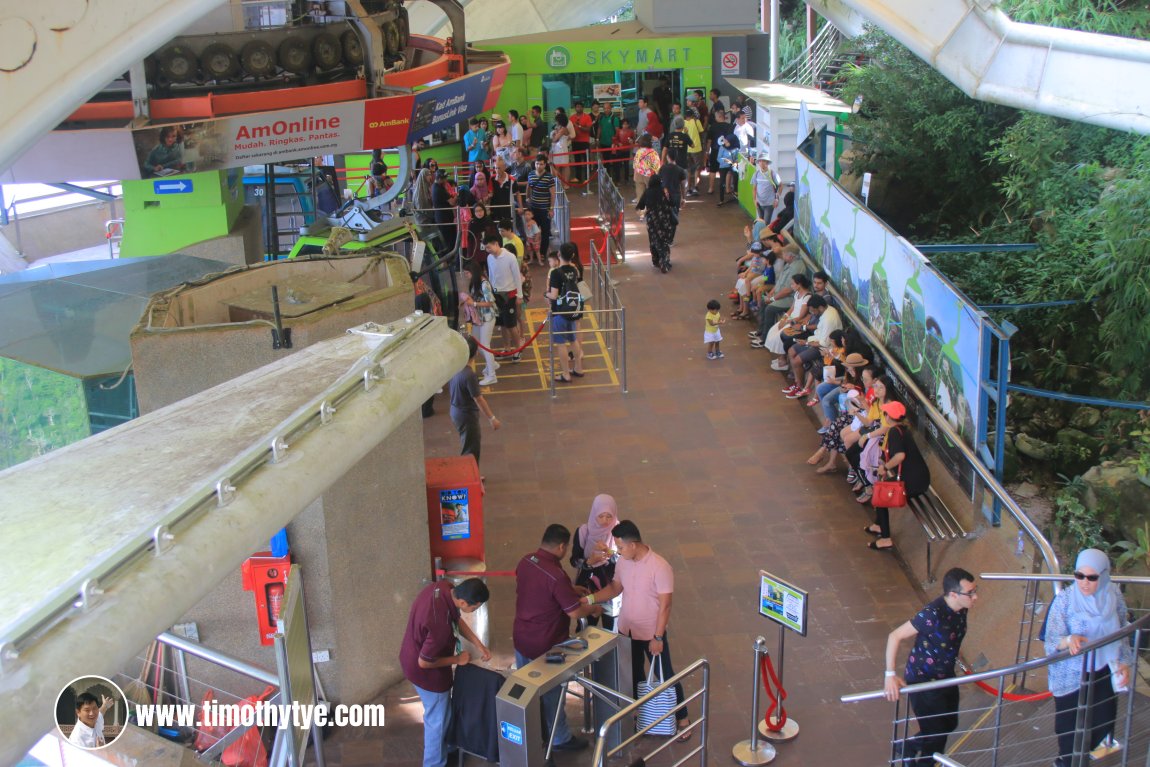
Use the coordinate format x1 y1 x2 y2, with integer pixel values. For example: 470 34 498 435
945 682 1016 755
478 307 621 395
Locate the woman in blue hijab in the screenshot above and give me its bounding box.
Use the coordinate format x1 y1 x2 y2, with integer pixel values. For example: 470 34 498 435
1044 548 1133 765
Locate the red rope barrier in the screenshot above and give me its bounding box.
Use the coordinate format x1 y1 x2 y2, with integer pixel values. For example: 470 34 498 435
759 653 788 731
963 671 1052 702
437 569 516 577
472 315 549 357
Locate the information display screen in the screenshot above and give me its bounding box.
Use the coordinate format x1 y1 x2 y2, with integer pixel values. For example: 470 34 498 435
758 570 808 637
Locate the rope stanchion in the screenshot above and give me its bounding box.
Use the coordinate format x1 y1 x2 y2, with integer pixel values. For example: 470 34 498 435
471 315 549 357
436 569 516 577
732 637 775 766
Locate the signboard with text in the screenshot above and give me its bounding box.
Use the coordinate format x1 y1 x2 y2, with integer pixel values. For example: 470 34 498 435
759 570 808 636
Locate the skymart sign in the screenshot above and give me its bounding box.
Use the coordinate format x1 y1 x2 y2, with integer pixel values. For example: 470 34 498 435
545 44 695 69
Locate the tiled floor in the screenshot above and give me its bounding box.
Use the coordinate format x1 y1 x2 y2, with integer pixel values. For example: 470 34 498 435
317 186 929 766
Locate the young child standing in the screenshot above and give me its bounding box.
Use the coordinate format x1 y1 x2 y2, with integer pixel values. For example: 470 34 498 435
523 210 543 265
705 299 725 360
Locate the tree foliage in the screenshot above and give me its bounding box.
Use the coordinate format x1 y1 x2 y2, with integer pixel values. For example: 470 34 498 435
839 2 1150 457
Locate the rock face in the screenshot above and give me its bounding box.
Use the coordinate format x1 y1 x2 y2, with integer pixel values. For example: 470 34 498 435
1016 433 1056 461
1070 407 1102 430
1081 463 1150 538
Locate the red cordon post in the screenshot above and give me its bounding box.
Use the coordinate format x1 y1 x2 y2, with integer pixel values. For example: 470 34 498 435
732 636 776 765
471 316 549 357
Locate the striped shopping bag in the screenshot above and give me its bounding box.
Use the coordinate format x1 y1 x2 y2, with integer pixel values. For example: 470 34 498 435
635 658 677 736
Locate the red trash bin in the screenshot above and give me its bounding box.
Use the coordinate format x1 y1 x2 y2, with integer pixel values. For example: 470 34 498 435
425 456 485 577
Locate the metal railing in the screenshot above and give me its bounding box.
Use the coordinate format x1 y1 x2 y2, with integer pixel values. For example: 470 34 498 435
596 163 626 267
544 238 628 398
778 23 843 87
981 572 1150 687
842 611 1150 767
592 658 709 767
554 175 571 246
105 218 124 259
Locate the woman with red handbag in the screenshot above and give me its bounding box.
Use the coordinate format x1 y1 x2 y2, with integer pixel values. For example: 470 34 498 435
864 401 931 551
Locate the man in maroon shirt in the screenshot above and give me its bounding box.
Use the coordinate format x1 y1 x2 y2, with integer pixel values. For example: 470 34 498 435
400 578 491 767
513 524 603 752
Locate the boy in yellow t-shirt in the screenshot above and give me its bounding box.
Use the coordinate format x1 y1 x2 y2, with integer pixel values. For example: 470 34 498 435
705 299 725 360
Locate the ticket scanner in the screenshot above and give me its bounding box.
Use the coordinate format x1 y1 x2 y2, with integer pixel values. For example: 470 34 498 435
495 628 633 767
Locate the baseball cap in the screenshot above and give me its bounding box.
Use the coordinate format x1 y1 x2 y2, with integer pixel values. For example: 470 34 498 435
749 242 764 253
882 401 907 420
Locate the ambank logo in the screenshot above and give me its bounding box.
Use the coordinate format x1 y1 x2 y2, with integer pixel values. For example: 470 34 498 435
546 46 571 69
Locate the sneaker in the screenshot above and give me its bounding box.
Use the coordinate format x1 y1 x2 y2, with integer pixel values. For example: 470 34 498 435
747 331 760 338
771 359 789 371
479 376 497 386
715 352 725 359
706 352 716 360
786 388 809 400
492 361 501 371
817 426 830 435
510 353 522 363
631 198 638 204
782 385 800 395
750 340 764 348
1090 736 1122 761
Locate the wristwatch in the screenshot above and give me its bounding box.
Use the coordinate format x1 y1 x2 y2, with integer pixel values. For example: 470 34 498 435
653 634 664 641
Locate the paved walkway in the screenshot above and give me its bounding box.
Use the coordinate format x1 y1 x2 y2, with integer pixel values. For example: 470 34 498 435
317 187 929 766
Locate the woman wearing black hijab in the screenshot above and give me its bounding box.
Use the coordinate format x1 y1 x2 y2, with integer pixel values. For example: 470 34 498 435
636 175 678 273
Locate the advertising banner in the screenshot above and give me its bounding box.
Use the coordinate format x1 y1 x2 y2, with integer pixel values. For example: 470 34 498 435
759 571 808 636
362 94 417 149
131 101 366 178
793 152 984 453
407 62 510 141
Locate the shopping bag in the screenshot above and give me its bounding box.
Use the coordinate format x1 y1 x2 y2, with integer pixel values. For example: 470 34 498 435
194 686 274 767
635 659 678 736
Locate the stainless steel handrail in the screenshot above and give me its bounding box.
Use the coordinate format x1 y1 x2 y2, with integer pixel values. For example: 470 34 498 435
841 611 1150 703
795 239 1060 579
158 631 279 686
982 573 1150 585
592 658 709 767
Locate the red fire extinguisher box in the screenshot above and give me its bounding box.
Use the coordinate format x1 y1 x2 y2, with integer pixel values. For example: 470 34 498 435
240 553 291 646
424 456 485 575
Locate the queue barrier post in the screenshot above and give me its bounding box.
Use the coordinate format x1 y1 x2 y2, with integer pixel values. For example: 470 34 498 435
732 637 775 766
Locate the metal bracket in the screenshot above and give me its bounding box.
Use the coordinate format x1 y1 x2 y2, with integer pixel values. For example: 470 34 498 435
363 366 382 391
270 437 289 463
76 579 104 612
216 479 236 507
0 641 18 671
152 525 175 556
319 401 336 424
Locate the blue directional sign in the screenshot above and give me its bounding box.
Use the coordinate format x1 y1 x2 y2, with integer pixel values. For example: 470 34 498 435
153 179 194 195
499 721 524 745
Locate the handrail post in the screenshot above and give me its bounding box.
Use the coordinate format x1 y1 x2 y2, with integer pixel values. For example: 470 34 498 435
620 306 628 393
732 637 775 765
548 308 556 399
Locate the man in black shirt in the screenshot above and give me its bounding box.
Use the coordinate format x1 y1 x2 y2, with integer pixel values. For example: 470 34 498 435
704 111 733 195
547 243 585 382
529 105 546 150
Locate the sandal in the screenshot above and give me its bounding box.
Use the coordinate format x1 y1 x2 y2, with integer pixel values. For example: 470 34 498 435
676 720 693 742
863 525 882 536
868 540 894 551
856 489 873 504
553 374 571 383
570 370 585 378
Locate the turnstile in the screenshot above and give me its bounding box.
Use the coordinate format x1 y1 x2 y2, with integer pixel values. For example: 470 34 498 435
495 628 633 767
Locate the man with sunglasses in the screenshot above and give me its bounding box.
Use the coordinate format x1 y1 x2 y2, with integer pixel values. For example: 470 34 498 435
882 567 978 766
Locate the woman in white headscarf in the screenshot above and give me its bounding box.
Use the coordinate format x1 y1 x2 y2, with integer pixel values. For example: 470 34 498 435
570 494 620 630
1044 548 1133 766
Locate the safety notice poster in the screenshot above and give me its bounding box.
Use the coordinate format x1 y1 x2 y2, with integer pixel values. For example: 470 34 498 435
440 488 471 540
759 570 808 636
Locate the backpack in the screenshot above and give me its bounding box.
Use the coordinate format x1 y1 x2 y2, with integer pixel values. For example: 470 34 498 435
557 265 584 318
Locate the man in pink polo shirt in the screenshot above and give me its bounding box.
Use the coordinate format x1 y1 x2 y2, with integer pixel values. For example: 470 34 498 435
583 520 692 741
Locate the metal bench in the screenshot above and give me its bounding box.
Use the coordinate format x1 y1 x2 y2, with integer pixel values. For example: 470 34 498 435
907 489 967 582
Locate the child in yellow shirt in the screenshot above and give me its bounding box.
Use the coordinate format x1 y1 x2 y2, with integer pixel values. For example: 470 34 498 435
705 299 725 360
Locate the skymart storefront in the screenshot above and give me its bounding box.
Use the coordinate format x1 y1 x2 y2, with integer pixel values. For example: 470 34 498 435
477 23 714 140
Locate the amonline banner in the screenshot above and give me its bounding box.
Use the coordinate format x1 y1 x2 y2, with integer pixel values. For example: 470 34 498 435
793 152 984 448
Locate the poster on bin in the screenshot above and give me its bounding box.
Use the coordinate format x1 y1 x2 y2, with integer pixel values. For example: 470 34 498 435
759 570 808 636
439 488 471 540
131 101 365 179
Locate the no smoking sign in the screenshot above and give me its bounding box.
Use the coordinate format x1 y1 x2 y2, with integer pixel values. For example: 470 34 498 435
721 51 740 75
